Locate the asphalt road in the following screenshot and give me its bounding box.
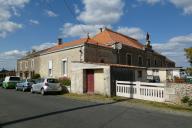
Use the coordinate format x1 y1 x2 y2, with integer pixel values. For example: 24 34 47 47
0 88 192 128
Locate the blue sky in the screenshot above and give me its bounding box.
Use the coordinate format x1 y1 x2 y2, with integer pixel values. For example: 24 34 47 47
0 0 192 70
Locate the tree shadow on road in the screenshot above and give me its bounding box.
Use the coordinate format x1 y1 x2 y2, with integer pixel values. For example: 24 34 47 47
0 98 130 127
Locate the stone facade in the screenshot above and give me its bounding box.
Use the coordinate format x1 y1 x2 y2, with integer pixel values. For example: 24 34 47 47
84 43 117 64
17 54 40 79
17 42 175 79
39 45 84 78
165 83 192 104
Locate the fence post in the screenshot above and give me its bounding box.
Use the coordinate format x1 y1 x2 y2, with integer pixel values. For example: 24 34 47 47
136 81 140 99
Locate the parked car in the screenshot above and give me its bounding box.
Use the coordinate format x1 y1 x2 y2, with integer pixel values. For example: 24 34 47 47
2 76 20 89
147 75 160 83
0 78 4 87
16 79 35 92
31 78 62 95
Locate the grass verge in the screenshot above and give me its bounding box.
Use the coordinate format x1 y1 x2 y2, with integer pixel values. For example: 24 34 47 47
62 93 192 113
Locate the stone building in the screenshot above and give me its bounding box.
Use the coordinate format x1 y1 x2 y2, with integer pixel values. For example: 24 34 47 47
17 28 175 96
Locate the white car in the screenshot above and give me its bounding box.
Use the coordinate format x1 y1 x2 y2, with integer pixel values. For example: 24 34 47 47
31 78 62 95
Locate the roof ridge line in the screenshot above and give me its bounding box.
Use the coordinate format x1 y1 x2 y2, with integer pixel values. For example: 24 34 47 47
105 28 144 46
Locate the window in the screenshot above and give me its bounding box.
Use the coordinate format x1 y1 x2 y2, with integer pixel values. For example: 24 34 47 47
48 60 53 76
47 78 59 83
20 73 23 77
9 77 20 81
20 62 22 70
154 59 157 66
100 59 104 63
138 56 142 66
25 61 28 68
138 71 142 78
31 59 34 69
62 59 67 76
126 54 132 65
147 58 151 67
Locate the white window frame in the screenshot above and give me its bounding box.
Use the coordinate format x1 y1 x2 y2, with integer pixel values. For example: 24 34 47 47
61 58 68 76
48 60 53 77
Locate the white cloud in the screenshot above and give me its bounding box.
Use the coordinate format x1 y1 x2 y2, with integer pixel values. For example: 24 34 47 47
0 21 22 38
169 0 192 15
60 23 107 38
29 19 39 25
2 50 26 58
32 42 56 51
153 33 192 67
74 4 80 14
0 0 30 38
117 27 145 40
137 0 162 5
44 10 58 17
137 0 192 15
77 0 124 25
0 50 27 70
0 41 56 69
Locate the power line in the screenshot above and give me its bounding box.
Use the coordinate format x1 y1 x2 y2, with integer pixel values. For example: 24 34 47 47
63 0 87 34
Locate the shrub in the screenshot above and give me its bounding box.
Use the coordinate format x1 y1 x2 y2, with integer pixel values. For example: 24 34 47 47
31 73 41 79
188 99 192 106
58 77 71 86
181 96 190 103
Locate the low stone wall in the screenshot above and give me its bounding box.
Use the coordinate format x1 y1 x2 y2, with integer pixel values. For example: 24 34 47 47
165 83 192 104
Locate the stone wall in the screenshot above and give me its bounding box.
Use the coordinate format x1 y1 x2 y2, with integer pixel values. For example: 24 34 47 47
165 83 192 104
39 46 83 78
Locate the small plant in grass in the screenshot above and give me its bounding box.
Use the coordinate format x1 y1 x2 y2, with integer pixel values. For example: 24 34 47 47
58 77 71 86
188 99 192 106
181 96 190 103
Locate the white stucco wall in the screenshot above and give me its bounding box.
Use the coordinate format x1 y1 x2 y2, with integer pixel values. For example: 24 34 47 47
71 62 111 96
94 69 105 95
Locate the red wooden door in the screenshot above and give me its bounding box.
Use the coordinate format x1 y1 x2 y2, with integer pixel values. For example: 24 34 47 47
86 70 94 93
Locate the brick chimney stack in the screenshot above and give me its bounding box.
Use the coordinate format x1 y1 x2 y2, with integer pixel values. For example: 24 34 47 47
58 38 62 45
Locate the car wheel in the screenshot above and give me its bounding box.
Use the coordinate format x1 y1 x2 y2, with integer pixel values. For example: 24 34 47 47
41 88 45 95
31 88 34 93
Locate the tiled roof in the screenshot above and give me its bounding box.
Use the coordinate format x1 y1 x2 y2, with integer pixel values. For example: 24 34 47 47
46 28 145 53
93 28 144 49
46 38 112 53
46 38 88 53
20 28 146 59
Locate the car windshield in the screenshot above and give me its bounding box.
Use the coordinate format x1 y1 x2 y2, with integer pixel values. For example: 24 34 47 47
10 77 20 81
47 79 59 83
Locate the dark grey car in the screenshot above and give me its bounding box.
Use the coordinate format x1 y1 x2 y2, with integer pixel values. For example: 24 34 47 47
16 79 35 92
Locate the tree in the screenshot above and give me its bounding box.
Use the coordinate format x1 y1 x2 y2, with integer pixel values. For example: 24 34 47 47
184 48 192 66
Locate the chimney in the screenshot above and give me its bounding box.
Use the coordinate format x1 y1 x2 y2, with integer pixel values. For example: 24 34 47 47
99 28 103 32
58 38 62 45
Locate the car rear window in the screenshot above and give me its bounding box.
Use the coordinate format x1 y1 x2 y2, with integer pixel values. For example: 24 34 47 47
47 79 59 83
10 77 20 81
27 79 35 83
